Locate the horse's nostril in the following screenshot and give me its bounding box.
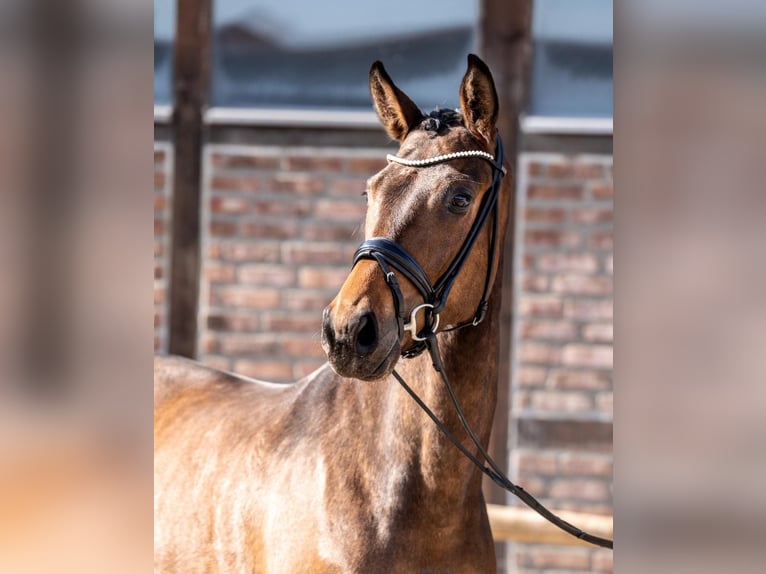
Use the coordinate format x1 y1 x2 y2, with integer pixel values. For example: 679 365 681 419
355 312 378 355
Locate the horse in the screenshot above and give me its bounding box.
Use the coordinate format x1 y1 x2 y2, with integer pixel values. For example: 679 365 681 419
154 54 512 573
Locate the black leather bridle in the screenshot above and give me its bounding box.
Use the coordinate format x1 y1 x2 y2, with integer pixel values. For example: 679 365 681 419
351 133 614 550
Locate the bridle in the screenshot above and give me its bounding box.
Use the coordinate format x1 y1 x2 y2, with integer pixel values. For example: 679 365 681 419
351 133 614 550
354 136 506 358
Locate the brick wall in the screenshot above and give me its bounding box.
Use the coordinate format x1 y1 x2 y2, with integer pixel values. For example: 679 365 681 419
154 144 173 353
197 145 387 381
509 153 613 574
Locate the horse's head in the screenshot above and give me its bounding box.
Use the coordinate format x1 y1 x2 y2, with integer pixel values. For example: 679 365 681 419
322 54 509 381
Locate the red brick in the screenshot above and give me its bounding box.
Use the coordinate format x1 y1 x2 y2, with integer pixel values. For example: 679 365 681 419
154 149 166 163
241 220 299 240
281 337 325 359
549 478 611 501
209 221 237 237
526 161 545 176
545 162 576 179
524 229 581 248
154 218 165 235
514 476 546 497
520 320 577 341
590 230 613 249
573 207 613 224
582 323 613 342
596 391 613 414
206 313 260 332
562 344 613 368
210 174 262 192
154 241 165 258
219 334 280 356
559 453 613 477
530 390 593 412
298 267 349 289
238 264 297 287
212 286 280 309
518 342 561 365
205 263 236 283
518 295 563 318
261 312 322 332
251 199 312 217
154 285 165 305
154 194 167 211
285 156 342 171
517 366 547 387
210 196 251 214
551 274 613 295
282 242 351 265
591 182 614 199
201 356 231 372
154 171 166 189
302 221 362 242
347 157 388 174
573 162 606 179
293 361 327 379
548 370 611 390
216 241 281 263
524 207 566 223
528 184 583 201
314 199 367 221
563 299 613 321
521 274 549 292
269 174 325 195
517 451 558 475
282 289 332 311
536 253 598 273
525 547 591 570
199 334 220 353
234 359 293 382
592 549 614 572
211 153 279 169
154 312 161 328
330 177 369 197
154 264 163 280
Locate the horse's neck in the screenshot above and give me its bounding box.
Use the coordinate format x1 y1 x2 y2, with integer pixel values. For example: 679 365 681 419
366 306 499 511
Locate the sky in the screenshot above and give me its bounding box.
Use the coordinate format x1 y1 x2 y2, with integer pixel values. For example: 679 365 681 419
155 0 478 44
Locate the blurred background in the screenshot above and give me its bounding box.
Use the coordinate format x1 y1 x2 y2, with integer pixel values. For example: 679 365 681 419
1 0 765 572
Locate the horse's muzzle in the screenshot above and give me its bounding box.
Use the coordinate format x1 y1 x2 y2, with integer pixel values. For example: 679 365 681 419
321 306 399 381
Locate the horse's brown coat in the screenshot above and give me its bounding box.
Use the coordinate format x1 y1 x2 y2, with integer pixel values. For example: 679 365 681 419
155 55 512 573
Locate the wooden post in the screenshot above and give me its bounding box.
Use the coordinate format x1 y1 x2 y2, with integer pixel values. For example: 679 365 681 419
168 0 211 358
480 0 533 502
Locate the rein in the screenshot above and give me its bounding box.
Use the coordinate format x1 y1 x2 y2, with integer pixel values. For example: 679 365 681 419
352 134 614 550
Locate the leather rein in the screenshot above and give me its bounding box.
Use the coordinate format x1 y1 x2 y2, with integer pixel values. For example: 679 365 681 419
352 134 614 550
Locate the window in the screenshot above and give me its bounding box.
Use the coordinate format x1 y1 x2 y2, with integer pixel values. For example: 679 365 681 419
211 0 478 111
154 0 175 106
528 0 612 119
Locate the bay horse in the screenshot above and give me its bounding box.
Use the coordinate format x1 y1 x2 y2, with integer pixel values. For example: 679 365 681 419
155 54 512 573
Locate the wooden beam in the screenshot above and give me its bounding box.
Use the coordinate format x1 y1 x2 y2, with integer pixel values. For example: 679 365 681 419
487 504 613 547
168 0 211 358
480 0 533 505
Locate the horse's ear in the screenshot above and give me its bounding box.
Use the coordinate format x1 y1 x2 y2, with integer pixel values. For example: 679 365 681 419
459 54 499 145
369 61 424 142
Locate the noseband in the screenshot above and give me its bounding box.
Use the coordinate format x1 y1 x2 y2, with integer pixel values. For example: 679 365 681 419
353 134 507 358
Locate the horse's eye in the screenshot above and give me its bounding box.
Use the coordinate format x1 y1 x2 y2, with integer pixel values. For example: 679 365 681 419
449 192 472 213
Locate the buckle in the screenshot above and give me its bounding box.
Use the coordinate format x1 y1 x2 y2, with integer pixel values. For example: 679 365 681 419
403 303 440 342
